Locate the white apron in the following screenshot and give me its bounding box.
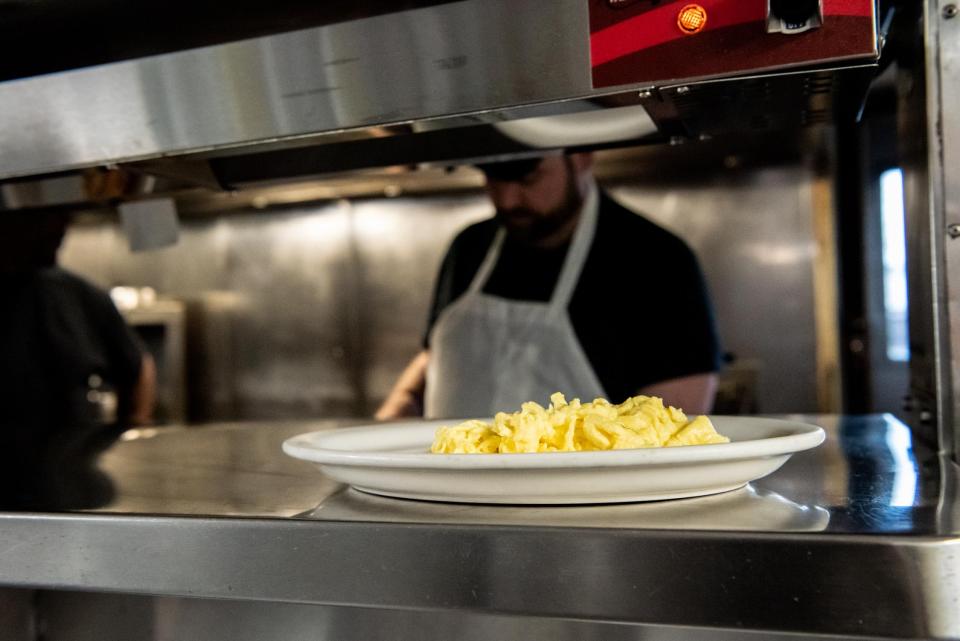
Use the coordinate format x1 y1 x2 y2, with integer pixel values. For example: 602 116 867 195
424 185 606 419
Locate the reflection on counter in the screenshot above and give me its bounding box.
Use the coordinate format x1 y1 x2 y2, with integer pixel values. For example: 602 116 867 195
90 414 957 538
307 484 831 532
833 414 926 532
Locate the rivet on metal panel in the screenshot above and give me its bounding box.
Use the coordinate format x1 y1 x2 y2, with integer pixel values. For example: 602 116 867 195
947 223 960 238
944 4 958 18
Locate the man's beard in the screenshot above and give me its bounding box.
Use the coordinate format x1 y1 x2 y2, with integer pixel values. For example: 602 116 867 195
494 164 583 246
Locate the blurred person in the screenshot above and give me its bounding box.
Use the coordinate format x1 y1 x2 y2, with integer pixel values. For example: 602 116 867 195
0 210 155 509
376 152 720 420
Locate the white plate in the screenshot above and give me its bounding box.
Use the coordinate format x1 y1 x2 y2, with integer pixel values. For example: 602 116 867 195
282 416 826 505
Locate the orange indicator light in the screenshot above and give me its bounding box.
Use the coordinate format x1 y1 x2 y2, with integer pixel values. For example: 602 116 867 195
678 4 708 35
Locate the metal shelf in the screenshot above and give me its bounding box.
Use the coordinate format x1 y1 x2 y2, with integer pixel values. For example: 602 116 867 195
0 415 958 638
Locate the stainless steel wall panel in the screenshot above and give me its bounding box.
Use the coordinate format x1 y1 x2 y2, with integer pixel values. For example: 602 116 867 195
350 196 490 406
59 170 822 419
61 206 364 420
60 199 489 420
609 167 819 413
221 206 358 417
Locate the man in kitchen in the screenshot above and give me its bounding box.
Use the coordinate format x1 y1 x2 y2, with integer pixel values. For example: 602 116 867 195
0 210 155 509
376 152 721 420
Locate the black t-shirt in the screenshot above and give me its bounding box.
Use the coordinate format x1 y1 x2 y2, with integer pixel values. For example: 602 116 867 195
0 267 144 508
425 193 721 403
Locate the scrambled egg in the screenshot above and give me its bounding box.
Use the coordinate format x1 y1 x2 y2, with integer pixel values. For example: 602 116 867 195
430 393 729 454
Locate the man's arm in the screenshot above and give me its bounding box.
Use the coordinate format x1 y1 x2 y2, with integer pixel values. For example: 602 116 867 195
85 280 157 427
375 350 430 420
129 353 157 426
639 372 718 415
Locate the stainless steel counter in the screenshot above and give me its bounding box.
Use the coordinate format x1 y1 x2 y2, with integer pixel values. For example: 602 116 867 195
1 415 958 639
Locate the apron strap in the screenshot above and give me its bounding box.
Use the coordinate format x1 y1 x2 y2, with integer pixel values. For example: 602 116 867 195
468 181 598 307
549 181 599 316
467 227 507 294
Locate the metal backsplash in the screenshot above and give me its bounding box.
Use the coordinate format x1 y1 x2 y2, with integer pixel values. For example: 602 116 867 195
59 168 821 421
610 172 820 414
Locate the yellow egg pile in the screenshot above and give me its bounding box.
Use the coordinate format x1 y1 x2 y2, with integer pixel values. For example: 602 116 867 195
430 392 729 454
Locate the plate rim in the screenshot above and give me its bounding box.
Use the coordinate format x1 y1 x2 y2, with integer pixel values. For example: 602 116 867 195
282 416 826 469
